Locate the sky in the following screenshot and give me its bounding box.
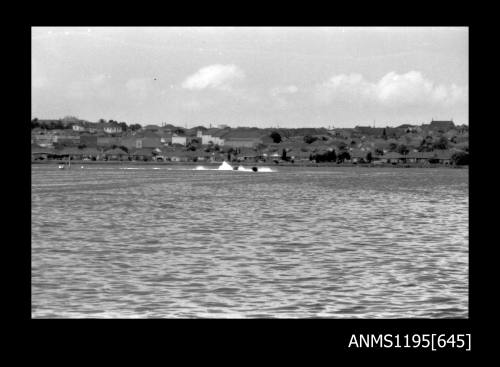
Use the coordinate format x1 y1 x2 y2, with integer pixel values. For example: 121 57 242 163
32 27 468 128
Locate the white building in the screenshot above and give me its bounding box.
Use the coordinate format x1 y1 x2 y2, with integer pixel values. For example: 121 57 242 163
103 126 122 134
172 134 187 146
201 134 224 146
72 125 86 132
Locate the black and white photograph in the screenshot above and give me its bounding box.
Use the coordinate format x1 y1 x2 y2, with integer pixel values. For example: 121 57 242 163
31 27 469 321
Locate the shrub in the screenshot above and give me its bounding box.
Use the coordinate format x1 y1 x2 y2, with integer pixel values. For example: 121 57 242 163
451 151 469 165
433 136 449 150
311 150 337 162
337 151 351 163
303 135 318 144
366 152 373 163
270 131 282 143
396 144 409 155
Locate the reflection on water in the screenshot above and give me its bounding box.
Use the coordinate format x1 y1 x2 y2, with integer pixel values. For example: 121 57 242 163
31 165 468 318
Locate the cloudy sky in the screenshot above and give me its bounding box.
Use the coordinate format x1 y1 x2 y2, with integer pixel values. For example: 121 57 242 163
32 27 468 128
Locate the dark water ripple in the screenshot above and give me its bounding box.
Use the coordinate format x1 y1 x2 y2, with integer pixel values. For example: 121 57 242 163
32 165 468 318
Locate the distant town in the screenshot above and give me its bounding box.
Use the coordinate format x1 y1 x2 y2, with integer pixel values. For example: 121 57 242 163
31 116 469 166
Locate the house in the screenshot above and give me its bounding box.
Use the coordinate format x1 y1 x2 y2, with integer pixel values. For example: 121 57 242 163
142 125 160 133
86 124 98 133
79 135 98 147
432 150 454 164
104 148 128 161
224 137 261 148
72 124 86 132
130 148 154 161
201 134 225 146
350 149 369 163
354 126 385 137
172 134 187 146
158 133 173 145
380 152 405 164
169 156 188 162
429 120 455 132
31 145 55 160
79 147 102 160
97 136 121 148
51 147 86 160
406 151 435 163
97 123 123 134
53 132 80 145
33 132 57 147
135 137 162 149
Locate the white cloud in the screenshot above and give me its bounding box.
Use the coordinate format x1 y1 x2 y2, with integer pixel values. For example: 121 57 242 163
317 71 467 108
32 60 48 89
90 74 108 84
126 77 155 99
269 85 299 109
67 74 114 99
270 85 298 97
181 64 245 91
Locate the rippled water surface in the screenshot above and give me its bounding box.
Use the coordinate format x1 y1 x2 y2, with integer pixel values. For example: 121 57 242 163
32 164 468 318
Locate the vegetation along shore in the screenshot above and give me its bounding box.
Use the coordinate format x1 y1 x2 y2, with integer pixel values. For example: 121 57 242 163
31 117 469 167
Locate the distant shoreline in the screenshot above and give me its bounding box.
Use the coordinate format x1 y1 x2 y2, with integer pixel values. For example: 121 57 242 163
31 160 467 169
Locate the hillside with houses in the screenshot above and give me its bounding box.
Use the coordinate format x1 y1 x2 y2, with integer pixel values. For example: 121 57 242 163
31 116 469 166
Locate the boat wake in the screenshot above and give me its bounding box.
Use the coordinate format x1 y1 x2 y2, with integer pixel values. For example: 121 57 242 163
193 161 276 172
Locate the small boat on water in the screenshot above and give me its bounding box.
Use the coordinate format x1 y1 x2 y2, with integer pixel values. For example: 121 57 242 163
219 161 259 172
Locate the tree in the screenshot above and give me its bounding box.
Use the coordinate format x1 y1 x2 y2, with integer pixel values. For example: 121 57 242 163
337 142 348 151
119 122 128 131
451 151 469 165
98 119 106 124
382 128 387 140
270 131 282 143
311 149 337 162
129 124 142 131
366 151 373 163
303 135 318 144
396 144 409 155
388 142 398 152
255 143 267 151
337 151 351 163
433 136 449 150
418 137 433 152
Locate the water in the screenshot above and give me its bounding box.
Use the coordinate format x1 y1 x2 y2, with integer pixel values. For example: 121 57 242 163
31 164 468 318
